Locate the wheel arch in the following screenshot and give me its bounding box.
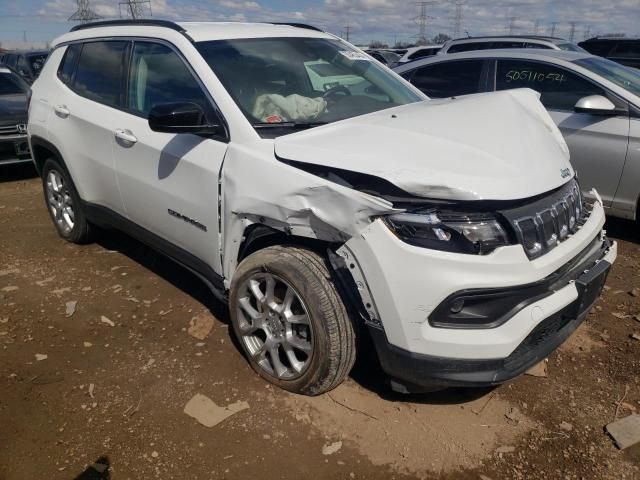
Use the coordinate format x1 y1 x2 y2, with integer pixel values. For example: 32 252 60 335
30 135 67 176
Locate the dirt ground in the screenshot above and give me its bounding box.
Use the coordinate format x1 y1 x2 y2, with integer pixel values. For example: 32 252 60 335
1 163 639 480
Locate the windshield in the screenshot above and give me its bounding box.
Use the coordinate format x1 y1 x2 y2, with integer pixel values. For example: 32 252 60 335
556 42 587 53
574 56 640 96
196 37 422 133
0 72 28 95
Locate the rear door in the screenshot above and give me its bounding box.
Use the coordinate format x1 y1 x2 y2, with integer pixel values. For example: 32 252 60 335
112 40 228 274
45 41 128 214
405 59 489 98
494 58 630 206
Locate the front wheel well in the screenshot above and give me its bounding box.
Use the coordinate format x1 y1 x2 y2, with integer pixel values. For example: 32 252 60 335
237 224 332 264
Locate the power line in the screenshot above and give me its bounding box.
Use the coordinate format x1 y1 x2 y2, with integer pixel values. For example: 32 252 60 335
68 0 102 23
119 0 152 19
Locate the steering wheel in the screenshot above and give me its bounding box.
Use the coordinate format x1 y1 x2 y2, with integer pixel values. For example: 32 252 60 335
323 85 351 102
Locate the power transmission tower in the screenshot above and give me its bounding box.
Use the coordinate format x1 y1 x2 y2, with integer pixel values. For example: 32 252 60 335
583 24 592 40
119 0 152 19
533 19 541 35
68 0 102 23
507 16 518 35
413 1 436 45
568 21 578 42
453 0 467 39
550 21 558 37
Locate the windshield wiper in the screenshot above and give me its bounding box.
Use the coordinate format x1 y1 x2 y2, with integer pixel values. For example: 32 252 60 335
253 121 328 130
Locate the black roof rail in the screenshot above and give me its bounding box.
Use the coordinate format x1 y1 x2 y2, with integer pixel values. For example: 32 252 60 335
70 19 186 33
270 22 324 32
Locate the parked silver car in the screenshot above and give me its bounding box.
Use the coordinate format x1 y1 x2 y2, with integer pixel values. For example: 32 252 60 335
394 50 640 222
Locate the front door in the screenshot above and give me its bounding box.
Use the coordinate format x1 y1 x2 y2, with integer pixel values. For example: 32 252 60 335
112 40 228 275
495 58 630 207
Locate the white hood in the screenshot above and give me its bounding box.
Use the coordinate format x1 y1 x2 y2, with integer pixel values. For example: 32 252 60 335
274 89 573 201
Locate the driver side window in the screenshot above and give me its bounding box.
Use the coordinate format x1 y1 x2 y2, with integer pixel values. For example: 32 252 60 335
495 60 605 111
128 42 210 117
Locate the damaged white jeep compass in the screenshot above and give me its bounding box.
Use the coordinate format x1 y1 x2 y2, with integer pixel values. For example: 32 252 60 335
28 20 617 395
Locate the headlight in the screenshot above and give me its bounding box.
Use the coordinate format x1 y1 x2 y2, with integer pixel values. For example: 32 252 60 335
383 210 510 255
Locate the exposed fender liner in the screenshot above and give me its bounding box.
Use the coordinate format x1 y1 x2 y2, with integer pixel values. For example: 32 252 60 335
29 135 64 174
84 202 228 303
326 248 382 330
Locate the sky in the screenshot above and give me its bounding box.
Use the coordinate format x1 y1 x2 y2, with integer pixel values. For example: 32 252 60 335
0 0 638 49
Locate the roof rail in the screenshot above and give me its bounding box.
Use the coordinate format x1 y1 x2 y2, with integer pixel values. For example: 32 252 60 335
271 22 324 32
70 19 186 33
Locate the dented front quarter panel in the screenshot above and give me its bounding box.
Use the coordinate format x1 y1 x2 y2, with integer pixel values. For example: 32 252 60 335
221 140 398 284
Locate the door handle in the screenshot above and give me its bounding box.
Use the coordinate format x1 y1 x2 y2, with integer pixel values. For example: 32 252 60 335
114 128 138 146
54 105 70 118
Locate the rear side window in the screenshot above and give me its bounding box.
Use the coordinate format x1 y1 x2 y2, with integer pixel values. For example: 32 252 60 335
611 41 640 58
127 42 210 117
496 59 605 111
57 44 82 85
580 41 615 57
524 42 553 49
407 48 438 60
72 41 128 107
447 43 487 54
409 60 484 98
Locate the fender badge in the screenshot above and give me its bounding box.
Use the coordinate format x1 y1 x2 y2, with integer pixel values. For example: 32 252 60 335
560 168 571 179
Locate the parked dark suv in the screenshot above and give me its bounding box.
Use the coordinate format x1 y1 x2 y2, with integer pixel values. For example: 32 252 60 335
0 66 30 165
0 50 49 84
579 37 640 69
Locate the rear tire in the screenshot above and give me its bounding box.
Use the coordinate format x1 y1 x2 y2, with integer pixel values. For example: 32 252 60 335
230 246 356 396
41 158 95 244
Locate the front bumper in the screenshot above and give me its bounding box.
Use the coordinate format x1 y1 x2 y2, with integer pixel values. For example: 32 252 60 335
368 237 613 388
0 134 31 166
340 197 616 388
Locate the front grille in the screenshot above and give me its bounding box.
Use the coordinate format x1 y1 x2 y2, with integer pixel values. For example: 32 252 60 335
502 180 588 259
0 124 27 137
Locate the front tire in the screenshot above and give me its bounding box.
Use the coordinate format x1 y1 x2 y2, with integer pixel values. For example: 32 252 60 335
41 158 95 244
230 246 356 396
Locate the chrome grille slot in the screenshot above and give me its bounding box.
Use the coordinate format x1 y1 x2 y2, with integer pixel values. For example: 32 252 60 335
503 180 588 260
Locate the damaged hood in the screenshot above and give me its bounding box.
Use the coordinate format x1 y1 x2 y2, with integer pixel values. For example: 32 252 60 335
274 89 573 201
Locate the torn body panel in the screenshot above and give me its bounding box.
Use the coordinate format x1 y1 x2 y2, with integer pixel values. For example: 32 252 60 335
220 141 398 285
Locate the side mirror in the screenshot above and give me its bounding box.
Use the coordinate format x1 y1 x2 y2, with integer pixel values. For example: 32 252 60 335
574 95 617 115
148 102 222 135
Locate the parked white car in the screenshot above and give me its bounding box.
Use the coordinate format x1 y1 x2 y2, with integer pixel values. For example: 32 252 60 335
393 45 442 65
394 49 640 222
28 21 616 395
439 36 586 55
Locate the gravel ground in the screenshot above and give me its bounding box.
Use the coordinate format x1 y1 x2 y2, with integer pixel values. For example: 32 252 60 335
1 164 639 480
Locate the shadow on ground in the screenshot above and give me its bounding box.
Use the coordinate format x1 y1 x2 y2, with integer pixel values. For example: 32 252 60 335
73 456 110 479
0 163 37 183
605 216 639 244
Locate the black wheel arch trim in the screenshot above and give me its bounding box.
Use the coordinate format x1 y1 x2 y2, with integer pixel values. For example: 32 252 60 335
29 135 66 175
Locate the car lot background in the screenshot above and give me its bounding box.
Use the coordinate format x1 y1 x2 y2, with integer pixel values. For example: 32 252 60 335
1 163 639 480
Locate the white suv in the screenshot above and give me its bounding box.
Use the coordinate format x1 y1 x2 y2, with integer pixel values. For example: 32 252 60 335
28 20 617 395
